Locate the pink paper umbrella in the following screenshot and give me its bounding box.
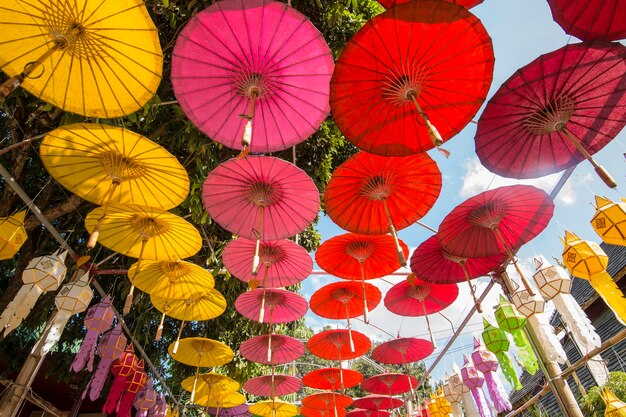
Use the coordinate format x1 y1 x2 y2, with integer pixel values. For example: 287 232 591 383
240 333 304 364
71 296 115 373
171 0 334 154
203 156 319 274
205 405 249 417
235 288 308 324
352 396 403 411
243 374 302 397
83 324 128 401
346 410 391 417
361 373 418 396
223 237 312 287
371 337 434 364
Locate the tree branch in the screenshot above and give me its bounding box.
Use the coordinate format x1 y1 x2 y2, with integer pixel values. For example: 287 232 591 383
24 194 84 231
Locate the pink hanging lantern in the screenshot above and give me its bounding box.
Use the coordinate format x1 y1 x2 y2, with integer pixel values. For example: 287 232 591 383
134 379 158 417
83 324 128 401
148 394 168 417
103 344 138 414
71 296 115 372
117 360 147 417
460 356 491 417
470 338 511 413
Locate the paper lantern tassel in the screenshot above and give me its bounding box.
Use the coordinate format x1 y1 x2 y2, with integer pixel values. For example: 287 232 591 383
462 391 481 417
554 293 601 350
590 271 626 326
496 352 521 390
509 329 538 375
0 284 42 336
484 371 511 413
528 314 567 365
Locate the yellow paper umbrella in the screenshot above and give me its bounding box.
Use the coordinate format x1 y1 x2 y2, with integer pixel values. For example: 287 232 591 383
602 387 626 417
592 196 626 246
168 337 234 368
182 372 239 403
194 391 246 409
151 290 226 343
562 230 626 325
0 0 162 117
129 260 214 299
0 211 27 260
250 400 300 417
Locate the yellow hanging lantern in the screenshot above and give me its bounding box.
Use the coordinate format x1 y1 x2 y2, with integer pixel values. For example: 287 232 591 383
435 387 452 416
0 211 27 260
562 230 626 325
601 387 626 417
592 196 626 246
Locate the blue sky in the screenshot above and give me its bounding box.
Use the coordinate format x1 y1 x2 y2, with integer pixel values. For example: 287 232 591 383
301 0 626 388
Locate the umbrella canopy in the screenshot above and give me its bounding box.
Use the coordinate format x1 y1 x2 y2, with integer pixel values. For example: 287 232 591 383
223 238 312 287
302 368 363 390
301 393 353 410
302 408 347 417
249 400 300 417
307 329 371 360
345 410 391 417
171 0 333 154
330 0 494 156
243 374 302 397
129 259 214 299
182 372 239 402
475 41 626 188
310 281 382 320
40 124 188 210
235 288 308 324
547 0 626 41
0 0 162 117
371 337 434 364
351 396 403 410
205 405 249 417
151 290 226 322
324 151 441 265
240 333 304 365
168 337 234 368
378 0 483 8
361 373 419 396
194 392 246 409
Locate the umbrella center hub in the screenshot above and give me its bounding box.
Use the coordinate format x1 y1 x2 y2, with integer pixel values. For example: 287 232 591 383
332 287 356 304
383 74 426 105
407 283 431 300
345 241 376 262
236 72 272 99
130 215 170 238
468 201 506 228
99 151 147 182
259 245 284 265
524 95 575 134
263 291 284 308
246 182 281 207
441 251 466 264
361 175 394 200
50 22 86 50
160 261 192 282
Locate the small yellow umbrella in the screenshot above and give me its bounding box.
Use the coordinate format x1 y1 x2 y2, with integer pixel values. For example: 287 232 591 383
0 0 162 117
129 259 214 299
182 372 239 403
151 290 226 343
601 387 626 417
249 400 300 417
562 230 626 325
194 391 246 409
592 196 626 247
0 211 27 260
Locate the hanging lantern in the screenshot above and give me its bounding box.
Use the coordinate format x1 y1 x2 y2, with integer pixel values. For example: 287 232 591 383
83 324 128 401
0 250 68 336
494 295 538 375
40 271 93 355
103 344 139 415
533 256 608 385
118 360 148 417
470 338 511 413
562 230 626 325
148 394 168 417
461 356 490 417
481 318 522 390
510 282 567 365
450 364 481 417
592 196 626 246
442 375 463 417
71 296 115 372
434 388 452 417
135 379 158 417
0 211 27 260
601 387 626 417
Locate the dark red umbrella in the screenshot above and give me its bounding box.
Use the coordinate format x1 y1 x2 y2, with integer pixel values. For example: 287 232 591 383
345 410 391 417
307 329 371 360
315 233 408 322
437 185 554 294
239 333 304 365
410 235 506 311
223 238 312 287
378 0 483 8
235 288 307 324
330 0 494 156
547 0 626 41
371 337 434 364
361 373 418 396
243 374 302 397
324 151 441 265
384 276 458 346
303 368 363 391
475 41 626 188
302 393 353 410
351 396 403 411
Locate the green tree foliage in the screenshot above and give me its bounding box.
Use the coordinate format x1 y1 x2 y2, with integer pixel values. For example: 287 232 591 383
580 371 626 417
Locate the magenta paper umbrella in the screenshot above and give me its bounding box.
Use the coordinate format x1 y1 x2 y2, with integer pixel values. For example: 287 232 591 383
235 288 308 324
223 237 312 287
352 396 403 411
240 333 305 365
371 337 434 365
171 0 334 154
346 410 391 417
243 374 302 397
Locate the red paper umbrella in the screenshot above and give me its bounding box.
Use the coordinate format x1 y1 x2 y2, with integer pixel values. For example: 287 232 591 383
384 276 457 346
235 288 308 324
203 156 319 274
307 329 371 360
324 151 441 265
302 407 347 417
171 0 333 154
243 374 302 397
361 373 418 396
315 233 408 322
475 41 626 188
371 337 434 365
330 0 494 156
303 368 363 391
302 393 353 410
547 0 626 41
437 184 554 294
352 396 403 410
410 235 506 311
378 0 483 8
346 409 391 417
239 333 304 365
223 238 312 287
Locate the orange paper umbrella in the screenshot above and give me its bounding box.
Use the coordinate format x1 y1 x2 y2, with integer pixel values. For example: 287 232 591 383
302 393 353 410
303 368 363 391
361 373 418 396
307 329 371 360
324 151 441 265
